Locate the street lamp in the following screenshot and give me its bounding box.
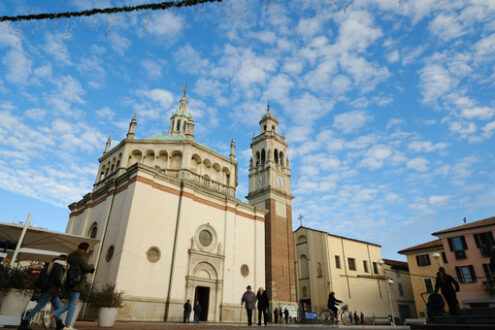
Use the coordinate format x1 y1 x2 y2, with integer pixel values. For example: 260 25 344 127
432 252 441 266
377 259 396 328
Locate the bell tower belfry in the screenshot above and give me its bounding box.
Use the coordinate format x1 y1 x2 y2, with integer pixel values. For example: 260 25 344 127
247 105 296 306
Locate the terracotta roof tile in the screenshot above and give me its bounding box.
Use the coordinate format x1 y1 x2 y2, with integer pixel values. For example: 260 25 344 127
398 239 443 254
382 258 409 270
432 216 495 236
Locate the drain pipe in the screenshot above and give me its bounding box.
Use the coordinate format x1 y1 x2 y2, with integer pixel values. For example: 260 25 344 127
164 180 184 320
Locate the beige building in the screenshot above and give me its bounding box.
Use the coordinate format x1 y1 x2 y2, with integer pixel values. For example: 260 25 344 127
398 239 447 318
381 259 417 322
293 226 393 319
66 91 296 322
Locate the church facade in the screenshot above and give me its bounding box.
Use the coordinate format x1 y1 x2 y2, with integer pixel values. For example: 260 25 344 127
65 90 295 322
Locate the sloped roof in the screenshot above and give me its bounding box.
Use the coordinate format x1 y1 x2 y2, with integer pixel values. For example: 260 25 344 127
382 258 409 270
432 216 495 236
398 239 443 254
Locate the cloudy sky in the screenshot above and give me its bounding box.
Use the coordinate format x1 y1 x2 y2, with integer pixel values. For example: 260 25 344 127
0 0 494 259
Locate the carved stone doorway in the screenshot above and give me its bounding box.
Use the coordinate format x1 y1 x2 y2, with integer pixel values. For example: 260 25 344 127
194 286 210 321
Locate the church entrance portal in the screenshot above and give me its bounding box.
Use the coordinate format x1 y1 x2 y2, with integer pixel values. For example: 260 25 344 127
194 286 210 321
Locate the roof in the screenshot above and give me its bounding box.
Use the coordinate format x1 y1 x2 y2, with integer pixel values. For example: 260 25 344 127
382 258 409 270
259 108 279 125
432 216 495 236
144 134 185 141
295 226 381 247
398 239 443 254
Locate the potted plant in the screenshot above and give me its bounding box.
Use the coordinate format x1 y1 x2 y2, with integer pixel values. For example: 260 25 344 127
0 265 36 317
88 284 125 327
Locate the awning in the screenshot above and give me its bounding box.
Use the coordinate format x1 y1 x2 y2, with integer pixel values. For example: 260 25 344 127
0 222 99 262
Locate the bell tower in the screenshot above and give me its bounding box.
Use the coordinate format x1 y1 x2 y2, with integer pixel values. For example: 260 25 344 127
247 104 296 306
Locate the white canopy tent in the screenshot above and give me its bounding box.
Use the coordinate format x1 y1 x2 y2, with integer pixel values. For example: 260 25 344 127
0 221 99 264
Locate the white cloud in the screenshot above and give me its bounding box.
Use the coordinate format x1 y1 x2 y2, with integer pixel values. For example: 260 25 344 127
429 14 464 41
24 108 47 120
108 32 131 55
407 157 429 172
387 49 399 63
419 63 456 103
140 59 163 79
333 110 373 134
96 106 114 120
137 88 174 109
147 12 184 37
408 141 448 152
44 33 71 65
429 195 450 205
174 44 209 74
460 106 495 120
2 49 32 84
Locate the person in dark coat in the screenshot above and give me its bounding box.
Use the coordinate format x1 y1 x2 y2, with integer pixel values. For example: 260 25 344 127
18 255 68 330
183 299 192 323
353 311 359 325
278 308 282 323
360 312 365 325
241 285 257 326
284 307 289 323
434 267 460 315
327 292 343 319
193 300 201 324
273 307 279 323
256 287 269 326
53 242 95 330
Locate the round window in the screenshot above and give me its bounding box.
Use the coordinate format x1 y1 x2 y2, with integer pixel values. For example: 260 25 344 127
147 246 161 263
240 264 249 277
199 230 212 247
105 245 114 262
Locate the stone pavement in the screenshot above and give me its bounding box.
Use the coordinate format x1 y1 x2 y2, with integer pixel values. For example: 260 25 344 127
29 321 410 330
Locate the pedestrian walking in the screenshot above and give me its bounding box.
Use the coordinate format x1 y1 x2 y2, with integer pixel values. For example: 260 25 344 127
353 311 359 325
273 307 279 323
241 285 257 326
52 242 95 330
256 287 268 326
284 307 289 324
360 312 365 325
348 310 353 324
434 267 460 315
183 299 192 323
18 255 68 330
193 300 201 324
278 308 282 323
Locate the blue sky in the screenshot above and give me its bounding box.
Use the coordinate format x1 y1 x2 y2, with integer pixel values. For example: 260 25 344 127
0 0 494 260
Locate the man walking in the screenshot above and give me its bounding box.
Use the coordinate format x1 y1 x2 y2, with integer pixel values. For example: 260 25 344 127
52 242 94 330
241 285 257 326
193 301 201 324
18 255 68 330
183 299 192 323
273 307 279 323
256 287 268 326
284 307 289 323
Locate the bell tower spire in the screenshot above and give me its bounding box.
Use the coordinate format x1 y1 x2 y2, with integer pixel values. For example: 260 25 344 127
230 137 236 161
168 87 195 140
127 114 136 140
104 135 111 154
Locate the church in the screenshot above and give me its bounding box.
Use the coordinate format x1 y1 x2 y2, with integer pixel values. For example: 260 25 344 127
65 89 296 322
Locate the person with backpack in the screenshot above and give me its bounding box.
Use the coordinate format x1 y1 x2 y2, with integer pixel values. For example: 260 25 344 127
434 267 459 315
52 242 94 330
18 255 68 330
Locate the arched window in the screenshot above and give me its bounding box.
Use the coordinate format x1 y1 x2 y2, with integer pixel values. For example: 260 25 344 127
176 119 181 131
300 255 309 279
183 122 186 132
279 152 284 165
274 149 279 164
99 170 104 181
261 149 265 164
88 223 98 239
256 152 260 166
263 125 267 132
110 164 114 172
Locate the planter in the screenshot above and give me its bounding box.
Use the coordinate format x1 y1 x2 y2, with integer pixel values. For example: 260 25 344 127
0 289 31 316
98 307 118 327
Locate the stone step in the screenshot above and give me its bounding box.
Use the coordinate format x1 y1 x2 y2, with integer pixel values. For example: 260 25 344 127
411 325 495 330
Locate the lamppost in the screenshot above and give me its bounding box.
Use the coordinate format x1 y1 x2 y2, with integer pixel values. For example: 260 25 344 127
377 259 396 328
432 252 441 266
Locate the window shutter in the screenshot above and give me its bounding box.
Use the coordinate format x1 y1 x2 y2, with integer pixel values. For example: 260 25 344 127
469 265 476 282
455 267 463 283
416 255 421 266
461 236 468 250
448 238 454 251
473 234 480 248
489 232 495 246
426 254 431 265
483 264 490 280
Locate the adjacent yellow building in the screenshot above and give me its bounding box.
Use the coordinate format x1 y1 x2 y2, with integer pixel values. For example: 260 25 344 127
381 259 417 321
398 239 447 318
294 226 393 320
